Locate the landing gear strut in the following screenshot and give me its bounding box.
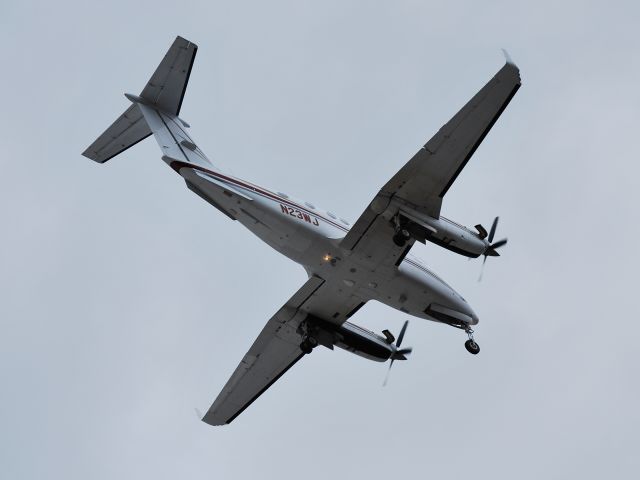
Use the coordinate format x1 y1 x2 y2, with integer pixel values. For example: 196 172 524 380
464 327 480 355
300 336 318 354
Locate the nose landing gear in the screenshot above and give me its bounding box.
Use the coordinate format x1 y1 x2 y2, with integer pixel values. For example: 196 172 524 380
464 327 480 355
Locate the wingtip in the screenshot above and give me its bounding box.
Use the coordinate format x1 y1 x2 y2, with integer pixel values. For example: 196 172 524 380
501 48 519 69
81 149 104 163
200 410 227 426
175 35 198 50
500 49 521 82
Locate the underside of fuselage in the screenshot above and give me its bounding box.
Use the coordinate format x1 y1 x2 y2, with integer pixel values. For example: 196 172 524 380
180 163 478 329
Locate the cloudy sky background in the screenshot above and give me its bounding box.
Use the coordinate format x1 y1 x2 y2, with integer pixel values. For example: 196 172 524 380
1 1 639 478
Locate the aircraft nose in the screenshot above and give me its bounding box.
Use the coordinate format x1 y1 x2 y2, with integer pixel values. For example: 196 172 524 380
426 292 479 327
446 291 479 326
451 295 479 325
417 264 479 326
465 304 480 325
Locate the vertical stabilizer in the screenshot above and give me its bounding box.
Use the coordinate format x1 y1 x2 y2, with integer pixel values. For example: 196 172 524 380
140 36 197 116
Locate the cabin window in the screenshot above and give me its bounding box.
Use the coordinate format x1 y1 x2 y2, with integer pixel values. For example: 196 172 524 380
327 212 337 219
340 218 350 225
277 192 289 199
305 202 315 209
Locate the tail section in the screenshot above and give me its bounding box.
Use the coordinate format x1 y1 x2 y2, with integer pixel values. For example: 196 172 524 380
83 36 212 169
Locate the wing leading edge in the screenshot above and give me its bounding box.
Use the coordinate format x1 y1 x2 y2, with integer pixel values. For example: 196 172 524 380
202 276 325 426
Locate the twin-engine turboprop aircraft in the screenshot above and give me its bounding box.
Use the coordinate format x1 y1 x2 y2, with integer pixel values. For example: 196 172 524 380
83 37 521 425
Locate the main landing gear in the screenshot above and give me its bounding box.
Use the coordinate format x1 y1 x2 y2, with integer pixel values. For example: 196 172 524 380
392 214 412 247
464 327 480 355
393 228 411 247
300 336 318 354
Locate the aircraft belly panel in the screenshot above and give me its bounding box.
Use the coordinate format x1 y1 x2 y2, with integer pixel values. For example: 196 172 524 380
372 260 477 323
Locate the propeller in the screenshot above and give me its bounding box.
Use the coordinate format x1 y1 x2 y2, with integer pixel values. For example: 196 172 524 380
478 216 508 281
383 320 413 386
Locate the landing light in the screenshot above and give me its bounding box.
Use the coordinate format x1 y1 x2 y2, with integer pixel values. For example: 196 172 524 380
323 254 332 262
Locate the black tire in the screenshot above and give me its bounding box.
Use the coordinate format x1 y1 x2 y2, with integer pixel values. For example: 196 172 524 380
393 233 407 247
307 336 319 348
300 341 313 354
464 339 480 355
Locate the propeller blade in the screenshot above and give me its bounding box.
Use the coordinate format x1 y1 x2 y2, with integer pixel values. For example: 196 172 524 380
478 255 488 282
395 347 413 360
383 360 395 387
491 238 508 249
390 347 412 361
396 320 409 348
488 216 499 243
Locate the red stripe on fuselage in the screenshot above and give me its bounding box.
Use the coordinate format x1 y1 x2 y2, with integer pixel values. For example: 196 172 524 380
171 161 431 275
170 160 350 232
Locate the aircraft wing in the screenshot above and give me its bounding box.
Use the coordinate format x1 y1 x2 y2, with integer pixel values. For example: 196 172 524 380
341 60 521 255
202 276 325 426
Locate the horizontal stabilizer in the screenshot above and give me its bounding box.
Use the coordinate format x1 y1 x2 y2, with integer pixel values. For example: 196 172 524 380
82 104 151 163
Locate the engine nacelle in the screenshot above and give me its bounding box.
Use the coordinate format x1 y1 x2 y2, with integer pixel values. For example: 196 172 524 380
305 317 395 362
399 208 488 258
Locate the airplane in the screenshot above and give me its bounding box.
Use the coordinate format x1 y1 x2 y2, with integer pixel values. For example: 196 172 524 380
83 36 521 426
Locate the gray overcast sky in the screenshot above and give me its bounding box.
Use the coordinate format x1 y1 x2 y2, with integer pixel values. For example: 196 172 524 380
1 1 639 479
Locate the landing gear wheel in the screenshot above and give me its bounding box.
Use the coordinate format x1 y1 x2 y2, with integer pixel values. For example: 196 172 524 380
464 339 480 355
464 327 480 355
300 341 313 354
300 337 318 354
393 229 410 247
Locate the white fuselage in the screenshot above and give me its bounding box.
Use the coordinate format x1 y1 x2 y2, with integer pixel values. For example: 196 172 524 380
178 162 479 328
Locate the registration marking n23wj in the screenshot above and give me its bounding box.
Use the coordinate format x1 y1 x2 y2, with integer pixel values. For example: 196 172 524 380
280 204 320 226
